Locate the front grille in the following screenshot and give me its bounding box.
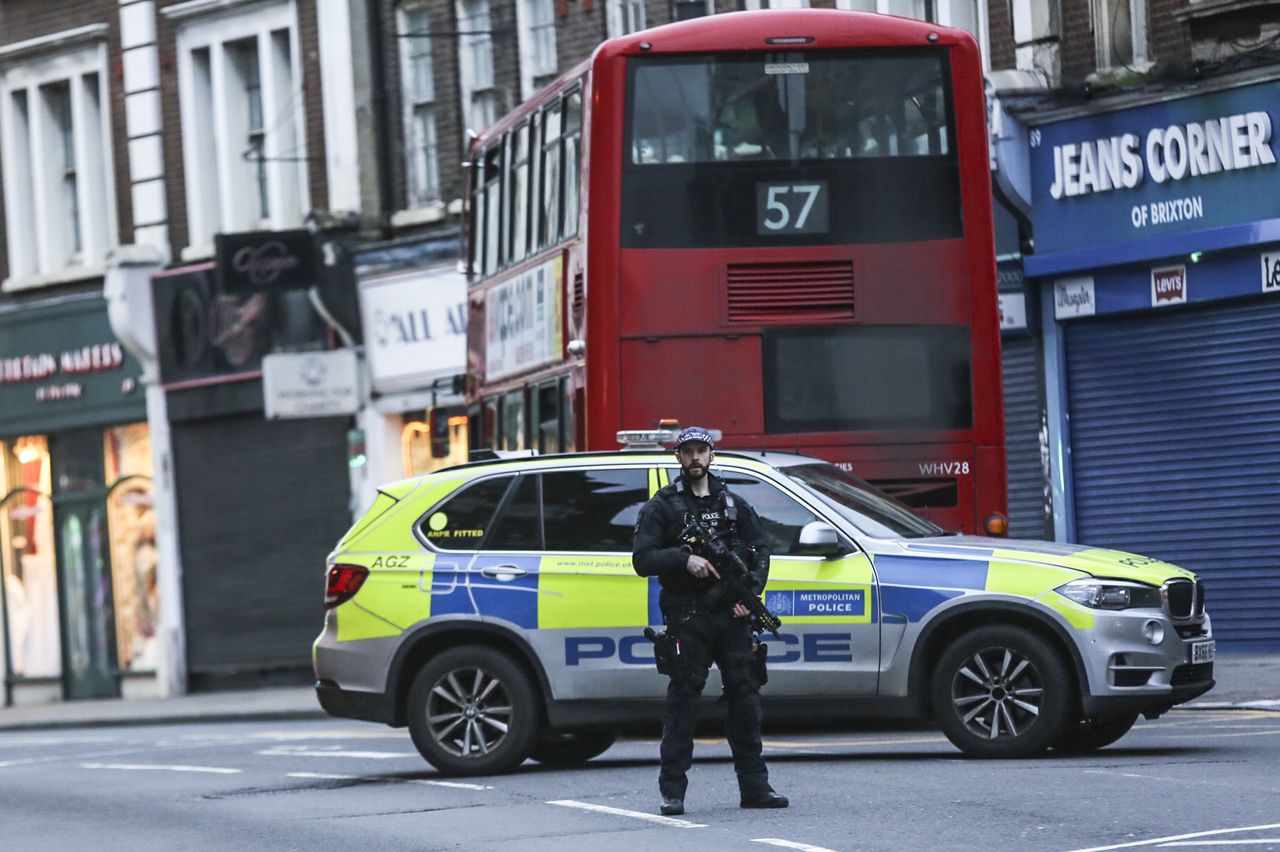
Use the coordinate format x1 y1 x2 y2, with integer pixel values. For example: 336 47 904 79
726 261 854 324
1175 623 1208 639
1171 662 1213 686
1195 580 1206 616
1165 579 1194 618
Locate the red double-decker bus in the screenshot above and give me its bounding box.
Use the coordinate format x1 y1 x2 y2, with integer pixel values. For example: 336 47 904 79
464 9 1005 534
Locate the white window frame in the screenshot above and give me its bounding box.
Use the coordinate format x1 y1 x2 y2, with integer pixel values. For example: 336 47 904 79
456 0 498 137
835 0 990 71
398 4 443 213
168 0 308 259
0 35 118 290
1091 0 1149 71
605 0 647 38
516 0 558 103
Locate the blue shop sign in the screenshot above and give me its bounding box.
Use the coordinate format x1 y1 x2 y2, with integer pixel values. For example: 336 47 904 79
1027 79 1280 273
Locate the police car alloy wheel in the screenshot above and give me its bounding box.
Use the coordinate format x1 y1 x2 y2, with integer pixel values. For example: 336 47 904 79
931 625 1073 758
406 647 540 776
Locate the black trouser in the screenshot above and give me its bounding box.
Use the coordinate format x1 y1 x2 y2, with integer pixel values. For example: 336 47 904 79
658 606 769 800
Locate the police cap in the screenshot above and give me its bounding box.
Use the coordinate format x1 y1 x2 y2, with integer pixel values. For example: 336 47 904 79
674 426 716 450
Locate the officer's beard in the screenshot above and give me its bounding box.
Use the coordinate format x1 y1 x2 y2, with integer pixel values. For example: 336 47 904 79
681 461 707 481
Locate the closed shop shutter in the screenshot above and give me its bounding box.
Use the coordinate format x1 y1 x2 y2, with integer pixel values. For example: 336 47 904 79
1002 333 1049 540
172 415 352 686
1065 297 1280 649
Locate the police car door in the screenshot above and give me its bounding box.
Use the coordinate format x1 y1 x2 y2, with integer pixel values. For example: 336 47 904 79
706 466 880 697
523 465 661 701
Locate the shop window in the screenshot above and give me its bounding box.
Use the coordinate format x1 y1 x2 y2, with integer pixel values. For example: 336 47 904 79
419 475 513 550
485 474 542 550
401 409 469 476
169 0 307 256
0 40 116 286
0 435 61 679
103 424 157 673
542 469 648 552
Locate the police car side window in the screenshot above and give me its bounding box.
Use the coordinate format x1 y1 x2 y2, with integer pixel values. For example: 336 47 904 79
542 468 648 552
711 470 820 557
485 475 543 550
420 476 514 550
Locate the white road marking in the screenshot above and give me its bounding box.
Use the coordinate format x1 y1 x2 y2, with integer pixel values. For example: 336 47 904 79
1159 842 1280 847
0 736 120 748
547 799 706 828
258 747 418 759
1165 730 1280 740
753 838 839 852
415 780 493 790
80 763 242 774
288 772 356 780
1069 823 1280 852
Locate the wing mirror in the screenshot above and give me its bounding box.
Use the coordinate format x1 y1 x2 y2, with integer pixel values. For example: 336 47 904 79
796 521 848 558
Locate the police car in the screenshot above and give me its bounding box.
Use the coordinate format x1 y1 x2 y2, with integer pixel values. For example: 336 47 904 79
314 443 1215 775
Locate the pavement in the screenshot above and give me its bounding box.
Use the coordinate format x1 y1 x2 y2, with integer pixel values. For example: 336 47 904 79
0 651 1275 733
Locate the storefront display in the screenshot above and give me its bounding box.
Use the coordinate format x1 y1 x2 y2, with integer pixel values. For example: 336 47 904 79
0 294 147 703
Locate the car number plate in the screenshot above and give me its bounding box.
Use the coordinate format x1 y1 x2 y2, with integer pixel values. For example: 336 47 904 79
1191 640 1215 664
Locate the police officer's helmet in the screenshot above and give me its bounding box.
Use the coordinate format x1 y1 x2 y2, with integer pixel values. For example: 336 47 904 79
674 426 715 450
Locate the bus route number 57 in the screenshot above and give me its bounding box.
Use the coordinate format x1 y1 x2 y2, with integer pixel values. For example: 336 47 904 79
758 182 829 235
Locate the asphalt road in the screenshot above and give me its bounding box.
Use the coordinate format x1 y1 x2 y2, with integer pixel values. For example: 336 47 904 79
1 710 1278 852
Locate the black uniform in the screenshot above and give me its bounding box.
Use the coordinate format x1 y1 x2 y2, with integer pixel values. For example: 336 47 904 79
632 472 773 801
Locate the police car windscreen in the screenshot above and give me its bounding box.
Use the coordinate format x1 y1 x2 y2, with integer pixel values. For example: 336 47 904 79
784 463 944 538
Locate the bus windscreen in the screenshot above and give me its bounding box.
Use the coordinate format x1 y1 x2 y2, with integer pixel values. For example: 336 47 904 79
623 49 961 248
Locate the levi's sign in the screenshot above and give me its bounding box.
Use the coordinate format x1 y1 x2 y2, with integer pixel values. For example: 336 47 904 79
1151 266 1187 306
1029 81 1280 256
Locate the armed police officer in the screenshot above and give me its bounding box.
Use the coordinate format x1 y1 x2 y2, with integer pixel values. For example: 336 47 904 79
632 426 788 816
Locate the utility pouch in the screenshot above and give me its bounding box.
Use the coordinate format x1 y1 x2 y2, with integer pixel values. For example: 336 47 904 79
644 627 677 676
751 641 769 687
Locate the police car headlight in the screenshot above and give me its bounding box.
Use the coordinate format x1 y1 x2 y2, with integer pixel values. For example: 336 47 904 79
1054 578 1162 610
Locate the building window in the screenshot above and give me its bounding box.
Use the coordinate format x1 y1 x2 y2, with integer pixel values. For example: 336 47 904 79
457 0 498 136
834 0 986 64
606 0 647 37
519 0 557 100
0 42 116 287
1092 0 1147 70
400 5 441 208
172 1 307 255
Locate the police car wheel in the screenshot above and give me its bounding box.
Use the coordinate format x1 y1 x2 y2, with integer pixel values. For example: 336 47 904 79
931 625 1072 758
406 647 539 776
529 730 618 766
1053 713 1139 755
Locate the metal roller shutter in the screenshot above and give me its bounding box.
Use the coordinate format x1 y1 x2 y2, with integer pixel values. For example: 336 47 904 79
1002 334 1050 540
1065 298 1280 649
173 415 353 686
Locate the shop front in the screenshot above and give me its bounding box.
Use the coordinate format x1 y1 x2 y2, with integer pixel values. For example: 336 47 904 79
352 236 468 515
151 231 355 690
0 295 152 704
1025 72 1280 649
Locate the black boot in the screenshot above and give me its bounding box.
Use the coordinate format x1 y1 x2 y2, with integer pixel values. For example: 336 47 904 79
740 790 789 809
660 796 685 816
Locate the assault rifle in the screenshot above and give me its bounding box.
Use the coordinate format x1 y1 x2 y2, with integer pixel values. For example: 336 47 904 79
679 515 783 639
